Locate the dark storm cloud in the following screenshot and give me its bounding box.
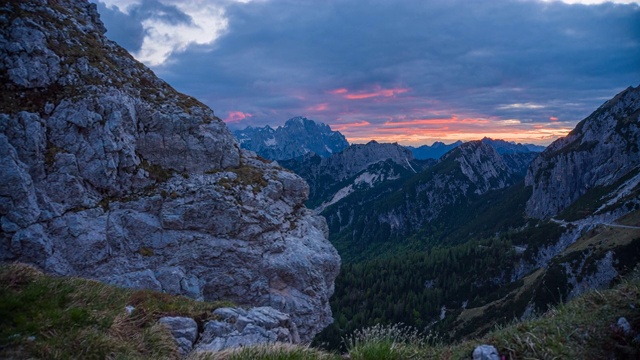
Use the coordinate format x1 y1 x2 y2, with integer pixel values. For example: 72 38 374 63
94 0 640 144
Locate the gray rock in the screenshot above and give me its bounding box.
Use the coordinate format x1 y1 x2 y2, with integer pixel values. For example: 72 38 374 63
158 316 198 356
472 344 500 360
526 86 640 218
0 0 339 343
195 306 298 353
617 317 632 335
108 270 162 292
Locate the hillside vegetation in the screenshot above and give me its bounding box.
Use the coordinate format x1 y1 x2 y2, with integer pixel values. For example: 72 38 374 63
2 263 638 359
0 263 231 359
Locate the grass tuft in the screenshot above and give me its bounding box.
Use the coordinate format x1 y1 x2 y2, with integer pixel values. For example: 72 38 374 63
0 263 230 359
344 323 437 360
188 343 341 360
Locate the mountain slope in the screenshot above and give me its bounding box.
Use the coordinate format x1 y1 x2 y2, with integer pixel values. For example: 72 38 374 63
0 0 339 341
324 141 536 262
526 85 640 218
234 116 349 160
317 87 640 349
280 140 428 207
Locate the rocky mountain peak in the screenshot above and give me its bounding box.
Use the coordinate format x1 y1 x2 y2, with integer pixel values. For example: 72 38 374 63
443 140 528 195
0 0 339 342
480 137 544 154
233 117 349 160
526 85 640 218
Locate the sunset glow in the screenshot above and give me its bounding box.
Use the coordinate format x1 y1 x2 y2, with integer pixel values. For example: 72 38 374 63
331 115 574 146
95 0 639 147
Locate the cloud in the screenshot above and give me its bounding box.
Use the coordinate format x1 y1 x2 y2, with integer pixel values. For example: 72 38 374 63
94 0 640 145
539 0 639 4
339 87 410 100
497 103 546 110
95 0 230 66
224 111 252 123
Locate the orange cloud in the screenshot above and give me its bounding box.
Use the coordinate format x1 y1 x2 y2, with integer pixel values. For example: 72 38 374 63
383 116 490 127
330 121 371 131
332 114 573 147
224 111 252 123
549 116 559 121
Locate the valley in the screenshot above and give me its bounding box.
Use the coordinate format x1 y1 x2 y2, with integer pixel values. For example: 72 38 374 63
236 87 640 350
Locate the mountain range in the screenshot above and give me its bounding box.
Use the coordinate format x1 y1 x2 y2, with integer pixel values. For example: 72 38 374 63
234 86 640 348
1 0 639 357
313 86 640 347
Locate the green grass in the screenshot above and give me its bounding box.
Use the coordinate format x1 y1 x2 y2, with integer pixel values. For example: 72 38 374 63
188 344 341 360
335 271 640 359
2 263 639 359
0 263 231 359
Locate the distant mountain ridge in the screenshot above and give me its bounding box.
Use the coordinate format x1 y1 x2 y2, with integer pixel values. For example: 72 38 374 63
407 141 463 159
480 137 545 154
234 116 349 160
280 140 430 208
406 139 544 159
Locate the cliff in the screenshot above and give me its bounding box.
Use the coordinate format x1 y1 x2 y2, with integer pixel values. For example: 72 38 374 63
0 0 339 342
526 85 640 218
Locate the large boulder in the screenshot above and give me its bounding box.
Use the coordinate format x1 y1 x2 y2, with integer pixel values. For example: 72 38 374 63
0 0 339 342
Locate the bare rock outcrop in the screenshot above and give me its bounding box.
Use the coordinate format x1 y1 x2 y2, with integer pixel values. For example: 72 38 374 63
526 85 640 218
0 0 339 342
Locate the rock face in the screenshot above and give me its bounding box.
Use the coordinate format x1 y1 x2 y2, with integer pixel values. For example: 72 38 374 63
526 85 640 218
159 316 199 356
0 0 339 342
195 307 299 353
234 116 349 160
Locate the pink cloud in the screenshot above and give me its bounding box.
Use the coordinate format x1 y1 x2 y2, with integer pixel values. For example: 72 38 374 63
306 103 329 112
328 88 348 94
224 111 252 123
549 116 559 121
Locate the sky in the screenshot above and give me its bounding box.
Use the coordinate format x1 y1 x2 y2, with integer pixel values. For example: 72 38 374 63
92 0 640 146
